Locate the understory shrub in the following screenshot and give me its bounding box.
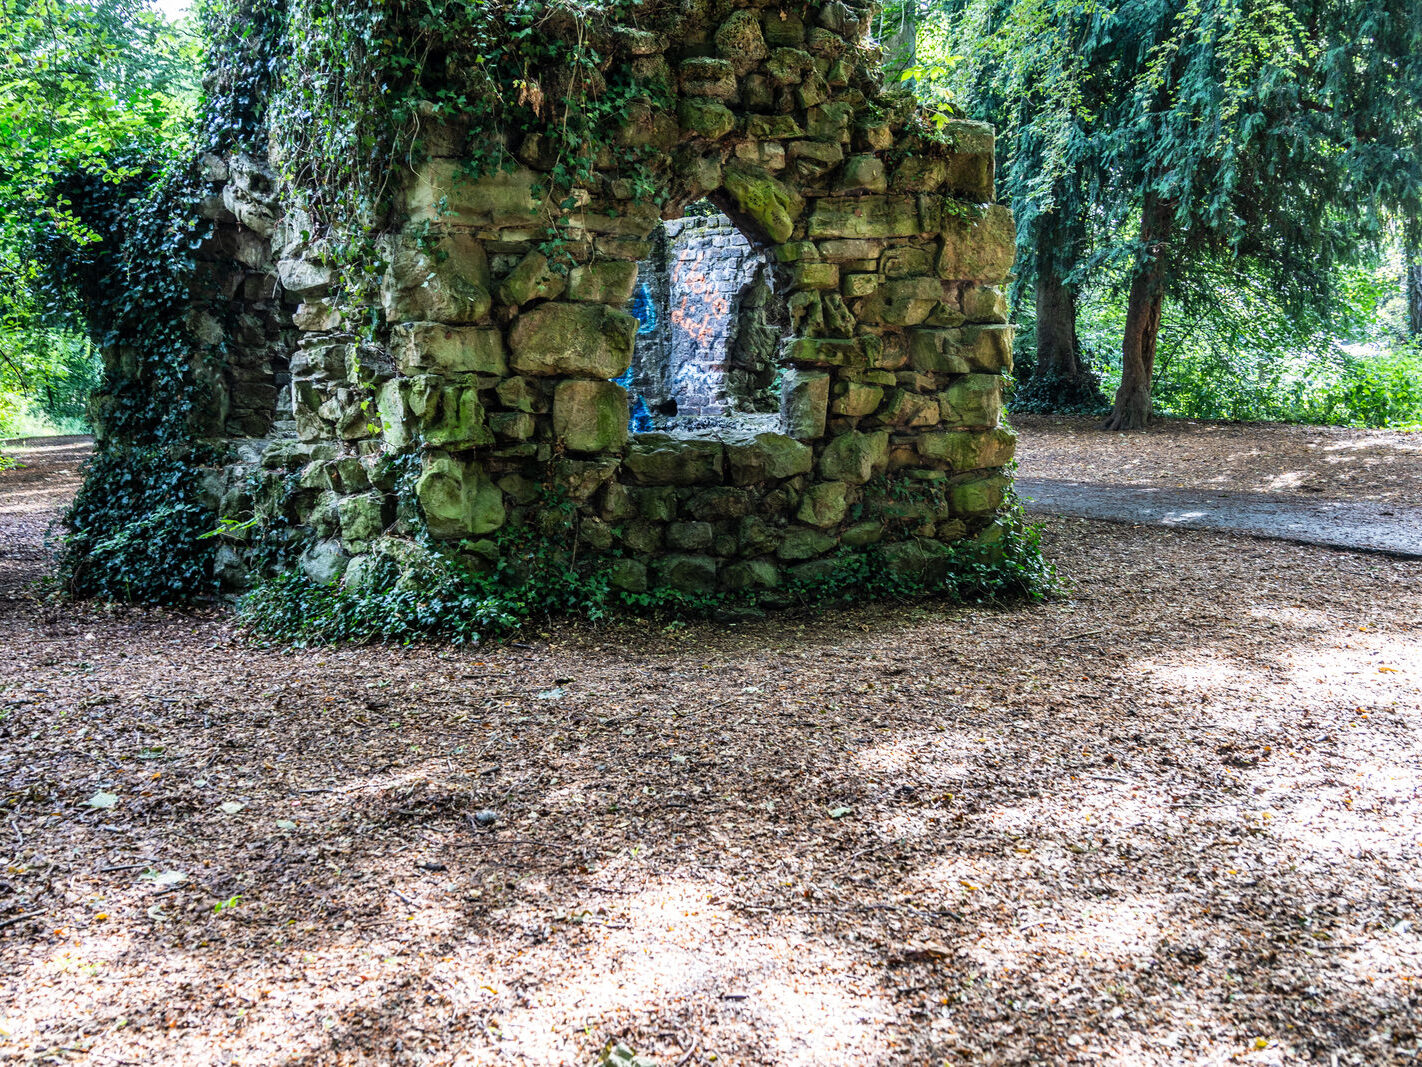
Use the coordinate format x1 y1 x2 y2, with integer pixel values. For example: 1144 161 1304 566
237 504 1056 647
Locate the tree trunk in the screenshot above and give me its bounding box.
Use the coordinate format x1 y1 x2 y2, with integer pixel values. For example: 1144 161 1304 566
1405 219 1422 339
1035 264 1082 381
1104 197 1172 431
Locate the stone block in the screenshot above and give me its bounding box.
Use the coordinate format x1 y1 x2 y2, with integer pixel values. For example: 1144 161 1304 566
567 260 639 305
338 492 386 547
496 376 541 412
624 434 725 485
917 427 1017 470
715 9 769 67
634 485 678 521
416 454 505 538
818 429 889 484
608 558 648 593
879 538 954 584
687 487 754 520
908 329 971 374
785 337 861 368
941 120 996 200
299 539 349 585
938 374 1004 428
832 382 884 417
496 251 566 307
680 57 736 99
489 411 535 441
834 155 888 194
854 277 942 326
780 369 831 439
951 473 1010 516
508 302 637 378
724 432 814 484
820 238 885 261
405 161 542 227
655 554 718 593
723 559 781 590
393 323 507 376
891 156 949 193
880 389 941 428
879 245 935 277
723 162 804 244
777 526 837 560
808 196 922 239
667 521 715 551
791 262 839 290
381 232 492 325
937 204 1015 283
961 284 1009 323
678 99 736 140
842 273 878 298
746 115 804 139
424 386 494 448
737 515 781 556
796 480 848 527
841 520 884 546
553 380 629 453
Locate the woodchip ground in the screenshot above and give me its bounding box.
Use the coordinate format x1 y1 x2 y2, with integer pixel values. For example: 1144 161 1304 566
1 422 1419 1065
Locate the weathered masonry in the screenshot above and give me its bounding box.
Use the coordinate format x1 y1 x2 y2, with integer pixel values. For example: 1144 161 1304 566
149 0 1018 596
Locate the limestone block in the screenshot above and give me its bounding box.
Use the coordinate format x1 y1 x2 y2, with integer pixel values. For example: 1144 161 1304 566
880 389 941 428
392 323 507 376
299 539 349 585
338 492 387 547
746 115 804 139
382 232 492 324
937 204 1015 284
834 155 888 194
496 376 541 412
489 411 535 441
763 9 805 46
917 427 1017 470
416 454 505 538
807 101 853 141
818 429 889 484
276 255 334 298
508 302 637 378
961 285 1009 323
832 381 884 417
765 46 814 84
424 386 494 448
854 277 942 326
879 538 954 583
687 487 754 521
617 98 679 150
667 521 715 551
841 520 884 546
880 245 935 277
820 238 885 262
842 273 878 298
951 473 1010 516
715 9 769 69
777 526 837 560
791 262 839 290
496 251 566 307
891 156 949 193
655 554 718 593
723 162 804 244
737 515 781 555
723 432 814 484
938 374 1004 428
809 196 922 239
781 369 830 439
910 326 1012 375
797 480 848 527
785 337 861 368
567 260 639 305
405 161 542 227
553 380 629 453
680 57 736 99
941 120 996 200
624 434 725 485
723 559 781 590
678 99 737 140
608 559 648 592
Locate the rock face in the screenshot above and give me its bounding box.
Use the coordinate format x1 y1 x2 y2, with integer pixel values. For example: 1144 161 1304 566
142 0 1019 597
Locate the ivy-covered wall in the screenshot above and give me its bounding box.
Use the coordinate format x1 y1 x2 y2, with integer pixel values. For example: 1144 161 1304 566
76 0 1020 609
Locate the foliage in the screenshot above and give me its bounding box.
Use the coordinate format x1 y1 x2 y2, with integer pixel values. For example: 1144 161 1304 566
0 0 198 429
238 489 1056 646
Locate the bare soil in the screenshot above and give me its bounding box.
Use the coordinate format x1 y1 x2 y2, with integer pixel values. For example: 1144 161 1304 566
2 433 1421 1066
1014 416 1422 504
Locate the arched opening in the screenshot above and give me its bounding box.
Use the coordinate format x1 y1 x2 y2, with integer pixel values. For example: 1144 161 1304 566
619 198 789 433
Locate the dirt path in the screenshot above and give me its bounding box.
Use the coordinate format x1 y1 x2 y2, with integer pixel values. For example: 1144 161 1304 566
2 434 1421 1066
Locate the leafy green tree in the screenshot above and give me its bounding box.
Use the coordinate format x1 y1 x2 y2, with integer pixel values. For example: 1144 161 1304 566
927 0 1421 428
0 0 197 429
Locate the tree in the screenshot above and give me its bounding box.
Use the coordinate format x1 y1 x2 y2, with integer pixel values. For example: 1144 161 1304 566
0 0 197 428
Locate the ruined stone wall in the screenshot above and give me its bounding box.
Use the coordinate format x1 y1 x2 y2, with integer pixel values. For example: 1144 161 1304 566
175 0 1020 598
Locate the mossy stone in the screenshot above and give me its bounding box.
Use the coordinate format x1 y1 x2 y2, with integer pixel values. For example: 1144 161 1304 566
776 525 837 560
723 559 781 590
496 251 566 307
666 521 714 551
818 429 889 484
608 558 648 593
723 162 804 244
654 554 718 593
796 480 848 527
553 380 629 453
393 323 507 376
781 369 830 440
678 99 737 140
936 204 1016 284
338 492 386 548
624 434 724 485
567 260 640 305
724 432 814 484
938 374 1004 428
416 455 505 539
508 302 637 379
917 427 1017 470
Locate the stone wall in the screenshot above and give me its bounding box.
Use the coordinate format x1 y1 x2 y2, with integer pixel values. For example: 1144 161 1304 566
129 0 1021 598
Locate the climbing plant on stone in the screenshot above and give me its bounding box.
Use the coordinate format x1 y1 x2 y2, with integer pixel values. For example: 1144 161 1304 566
67 0 1048 635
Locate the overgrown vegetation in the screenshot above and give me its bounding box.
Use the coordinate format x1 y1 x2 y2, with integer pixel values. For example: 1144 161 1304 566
237 499 1056 646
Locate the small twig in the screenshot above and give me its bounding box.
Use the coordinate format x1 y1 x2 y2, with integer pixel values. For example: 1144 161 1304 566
0 911 44 931
1062 629 1105 640
9 816 21 848
676 1033 700 1067
390 887 418 908
98 862 150 872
